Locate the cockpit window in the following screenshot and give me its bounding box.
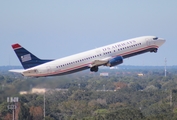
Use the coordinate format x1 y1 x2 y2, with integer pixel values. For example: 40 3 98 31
153 37 158 40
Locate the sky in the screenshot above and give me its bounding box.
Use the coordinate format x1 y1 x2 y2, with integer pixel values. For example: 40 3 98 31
0 1 177 66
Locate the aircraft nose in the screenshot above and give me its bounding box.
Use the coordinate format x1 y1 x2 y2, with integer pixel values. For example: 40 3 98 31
156 38 166 47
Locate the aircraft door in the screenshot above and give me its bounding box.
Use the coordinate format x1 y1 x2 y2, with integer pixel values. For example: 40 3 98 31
46 66 51 73
146 38 151 46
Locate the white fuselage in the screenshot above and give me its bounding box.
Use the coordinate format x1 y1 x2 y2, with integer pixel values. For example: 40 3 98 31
22 36 165 77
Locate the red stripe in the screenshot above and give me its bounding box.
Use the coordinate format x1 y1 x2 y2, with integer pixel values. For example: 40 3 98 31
119 45 158 56
30 45 158 77
12 44 22 49
32 63 90 77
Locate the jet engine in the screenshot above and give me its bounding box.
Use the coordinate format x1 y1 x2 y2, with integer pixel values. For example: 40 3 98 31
107 56 123 67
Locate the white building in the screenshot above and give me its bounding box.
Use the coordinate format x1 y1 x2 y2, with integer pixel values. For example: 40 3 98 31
100 72 109 76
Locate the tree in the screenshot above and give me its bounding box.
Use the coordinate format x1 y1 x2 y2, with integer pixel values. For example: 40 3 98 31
18 103 31 120
30 106 43 120
105 108 144 120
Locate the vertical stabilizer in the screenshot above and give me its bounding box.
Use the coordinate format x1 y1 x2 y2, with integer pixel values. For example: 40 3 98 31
12 43 53 69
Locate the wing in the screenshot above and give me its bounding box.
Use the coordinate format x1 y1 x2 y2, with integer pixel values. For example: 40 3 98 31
91 60 108 67
89 57 112 67
89 56 123 68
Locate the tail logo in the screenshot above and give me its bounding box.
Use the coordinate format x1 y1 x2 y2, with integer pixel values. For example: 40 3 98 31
21 54 32 62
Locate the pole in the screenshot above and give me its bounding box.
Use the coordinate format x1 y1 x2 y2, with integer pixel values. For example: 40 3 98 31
170 89 172 107
103 85 105 91
165 58 167 77
13 109 14 120
7 97 18 120
44 92 45 120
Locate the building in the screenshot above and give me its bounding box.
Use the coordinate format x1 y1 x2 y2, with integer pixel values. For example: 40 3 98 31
137 73 144 76
19 88 68 95
100 72 109 76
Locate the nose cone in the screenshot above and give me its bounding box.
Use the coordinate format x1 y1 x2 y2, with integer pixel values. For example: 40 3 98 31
156 38 166 47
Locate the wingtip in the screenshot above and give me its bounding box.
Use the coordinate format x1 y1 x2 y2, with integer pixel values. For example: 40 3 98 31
12 43 22 49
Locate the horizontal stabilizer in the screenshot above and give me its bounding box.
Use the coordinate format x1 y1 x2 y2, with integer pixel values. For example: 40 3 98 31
9 69 25 73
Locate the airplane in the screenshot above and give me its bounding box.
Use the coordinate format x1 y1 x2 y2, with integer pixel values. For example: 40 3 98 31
9 36 165 77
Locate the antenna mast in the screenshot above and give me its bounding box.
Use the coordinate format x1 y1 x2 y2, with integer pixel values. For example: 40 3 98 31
165 58 167 77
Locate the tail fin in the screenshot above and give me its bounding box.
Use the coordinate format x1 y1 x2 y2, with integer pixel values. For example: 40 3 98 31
12 43 53 69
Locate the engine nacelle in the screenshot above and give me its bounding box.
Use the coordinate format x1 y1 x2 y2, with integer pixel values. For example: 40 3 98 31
107 56 123 67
